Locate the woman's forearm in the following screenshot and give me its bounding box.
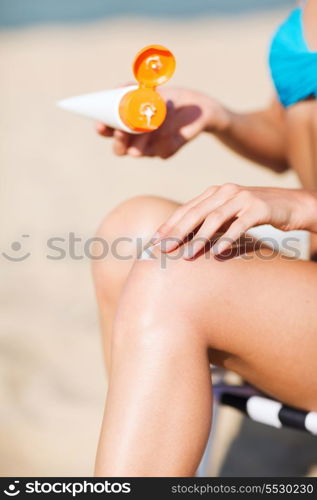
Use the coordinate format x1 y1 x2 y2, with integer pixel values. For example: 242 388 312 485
153 186 317 258
206 100 289 173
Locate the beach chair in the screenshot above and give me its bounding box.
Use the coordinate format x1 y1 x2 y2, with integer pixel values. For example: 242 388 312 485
197 367 317 476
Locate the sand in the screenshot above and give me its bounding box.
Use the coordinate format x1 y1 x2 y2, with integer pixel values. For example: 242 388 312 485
1 10 315 476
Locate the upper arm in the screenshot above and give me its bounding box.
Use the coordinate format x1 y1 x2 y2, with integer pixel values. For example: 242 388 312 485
264 95 286 126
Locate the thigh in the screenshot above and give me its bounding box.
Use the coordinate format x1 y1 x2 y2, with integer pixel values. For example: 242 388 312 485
206 254 317 411
126 245 317 410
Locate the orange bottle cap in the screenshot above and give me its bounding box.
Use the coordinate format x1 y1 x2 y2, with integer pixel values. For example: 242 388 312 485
132 45 176 88
119 87 166 132
120 45 176 132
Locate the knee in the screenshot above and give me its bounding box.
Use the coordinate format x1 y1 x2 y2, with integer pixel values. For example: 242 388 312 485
92 195 178 300
95 195 173 243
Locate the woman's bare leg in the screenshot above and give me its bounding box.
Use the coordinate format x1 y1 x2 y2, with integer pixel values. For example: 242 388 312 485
93 197 317 476
92 196 179 370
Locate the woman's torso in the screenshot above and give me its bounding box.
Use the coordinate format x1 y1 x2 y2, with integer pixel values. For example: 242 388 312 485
286 100 317 189
275 2 317 254
271 1 317 187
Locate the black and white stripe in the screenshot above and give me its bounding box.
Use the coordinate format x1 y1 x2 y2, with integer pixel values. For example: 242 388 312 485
215 388 317 435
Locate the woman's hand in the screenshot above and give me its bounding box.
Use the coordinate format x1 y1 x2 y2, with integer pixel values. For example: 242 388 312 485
96 87 229 159
150 184 317 258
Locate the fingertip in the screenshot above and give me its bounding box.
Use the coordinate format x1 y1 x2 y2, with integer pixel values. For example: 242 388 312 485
148 232 162 245
159 239 180 253
96 125 105 136
113 129 126 139
128 147 142 157
212 241 228 255
113 130 130 155
113 144 127 156
112 139 123 155
96 123 114 137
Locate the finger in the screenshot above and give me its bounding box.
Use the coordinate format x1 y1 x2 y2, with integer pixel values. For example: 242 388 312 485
183 198 241 259
113 130 130 156
151 186 220 244
127 133 150 157
96 122 114 137
160 198 220 253
212 216 254 255
158 184 241 249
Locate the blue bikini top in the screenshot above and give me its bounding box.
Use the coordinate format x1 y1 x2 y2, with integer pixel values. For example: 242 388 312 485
269 7 317 107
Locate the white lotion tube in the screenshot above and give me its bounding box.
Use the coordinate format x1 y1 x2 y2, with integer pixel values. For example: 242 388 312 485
57 85 138 133
58 45 176 134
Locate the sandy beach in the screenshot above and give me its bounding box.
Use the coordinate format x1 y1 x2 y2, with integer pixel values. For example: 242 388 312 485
1 9 315 476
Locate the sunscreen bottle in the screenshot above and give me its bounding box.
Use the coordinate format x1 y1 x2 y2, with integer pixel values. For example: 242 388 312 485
58 45 176 133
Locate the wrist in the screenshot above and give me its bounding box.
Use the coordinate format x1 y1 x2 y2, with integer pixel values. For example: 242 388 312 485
204 101 232 134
